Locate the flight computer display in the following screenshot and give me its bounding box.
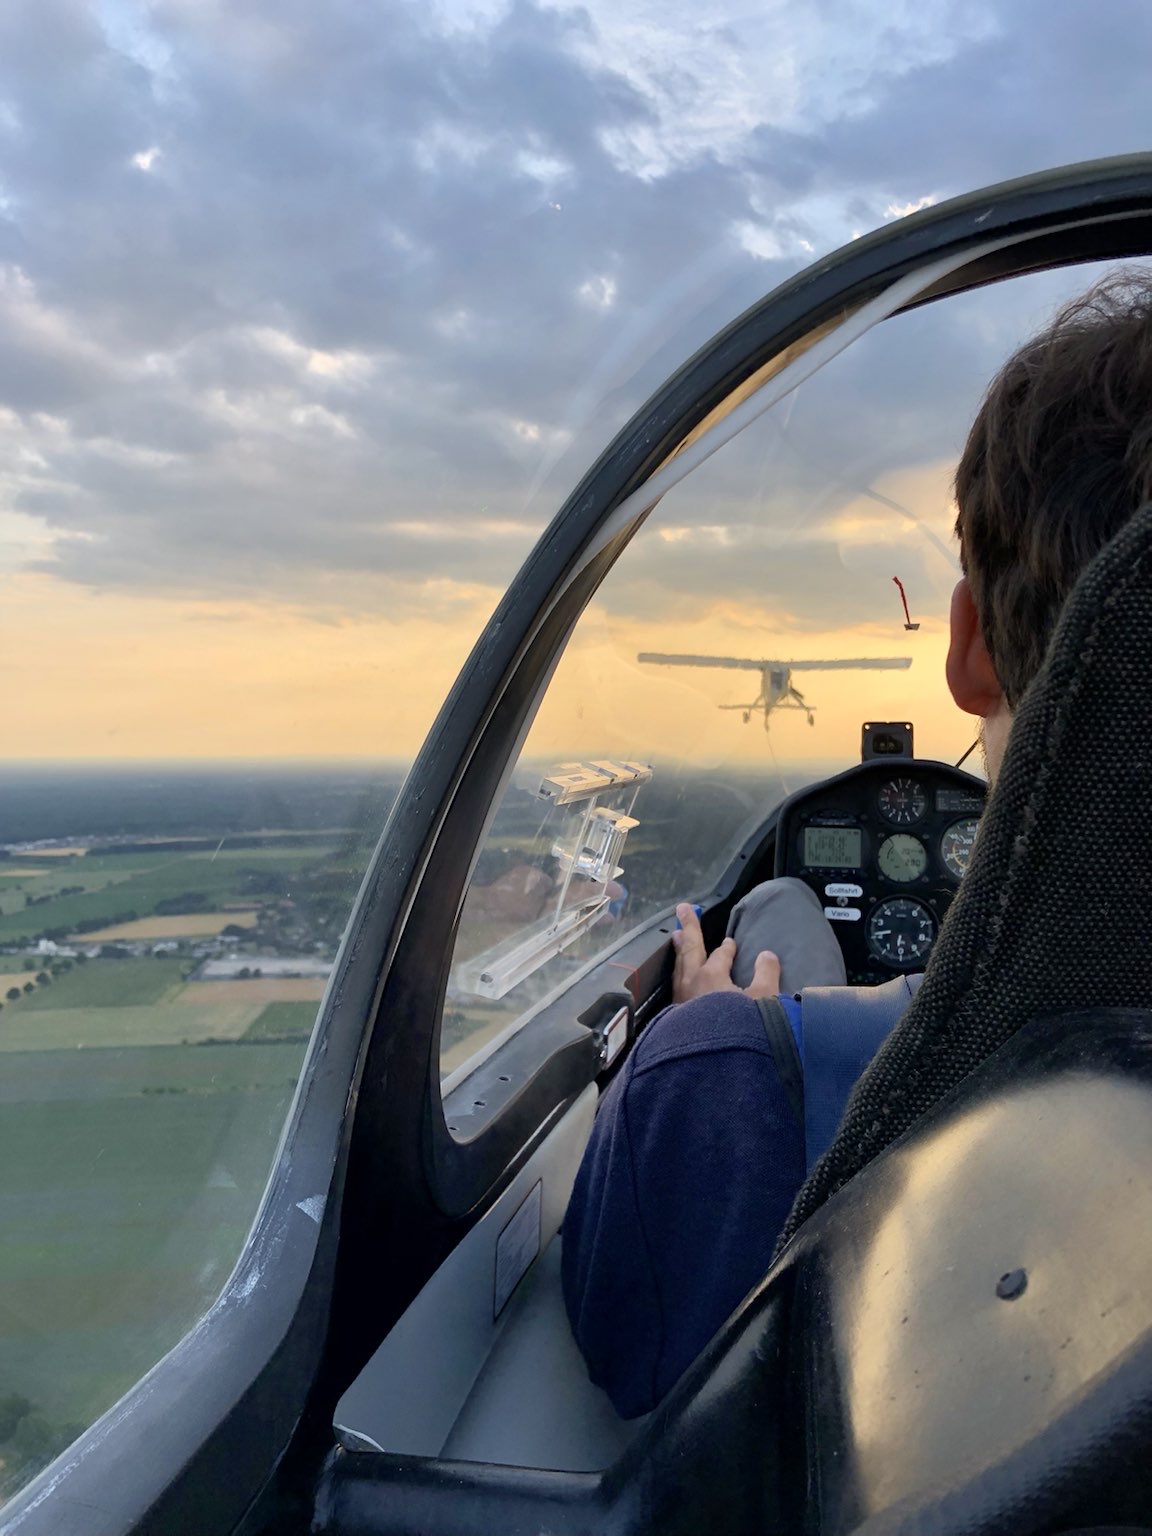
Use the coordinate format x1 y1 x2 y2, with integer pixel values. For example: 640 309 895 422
803 826 862 869
936 787 985 813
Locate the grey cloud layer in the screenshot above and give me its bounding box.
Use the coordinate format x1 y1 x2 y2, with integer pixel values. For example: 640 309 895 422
1 0 1150 616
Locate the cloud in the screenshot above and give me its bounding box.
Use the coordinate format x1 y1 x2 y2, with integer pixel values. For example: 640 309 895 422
551 0 997 178
0 0 1149 650
884 194 936 218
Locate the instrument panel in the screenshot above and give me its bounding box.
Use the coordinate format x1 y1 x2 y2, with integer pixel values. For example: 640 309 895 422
773 760 986 984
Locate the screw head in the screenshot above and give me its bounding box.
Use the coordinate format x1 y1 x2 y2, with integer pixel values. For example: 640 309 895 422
996 1267 1028 1301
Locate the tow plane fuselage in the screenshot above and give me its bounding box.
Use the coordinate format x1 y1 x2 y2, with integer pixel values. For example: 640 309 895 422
637 653 913 730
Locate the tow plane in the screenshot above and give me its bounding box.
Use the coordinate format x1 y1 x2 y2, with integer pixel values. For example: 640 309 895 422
637 652 913 729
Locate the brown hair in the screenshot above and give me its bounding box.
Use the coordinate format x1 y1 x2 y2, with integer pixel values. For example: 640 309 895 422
955 271 1152 707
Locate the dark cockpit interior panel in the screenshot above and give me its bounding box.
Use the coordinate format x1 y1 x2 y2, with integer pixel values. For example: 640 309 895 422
774 760 986 983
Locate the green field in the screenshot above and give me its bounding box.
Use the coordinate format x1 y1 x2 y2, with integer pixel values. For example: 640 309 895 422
0 848 341 941
0 854 178 918
244 1001 319 1040
0 962 327 1052
0 1039 308 1496
0 958 234 1051
0 1003 267 1052
14 959 186 1010
0 767 401 1495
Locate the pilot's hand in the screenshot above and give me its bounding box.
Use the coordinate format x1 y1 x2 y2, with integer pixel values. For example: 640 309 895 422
671 903 781 1003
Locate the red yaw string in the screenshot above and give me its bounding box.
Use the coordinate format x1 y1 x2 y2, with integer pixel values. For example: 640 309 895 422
893 574 915 628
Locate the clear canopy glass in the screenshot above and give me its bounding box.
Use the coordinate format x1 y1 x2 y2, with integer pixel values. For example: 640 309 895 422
442 257 1151 1084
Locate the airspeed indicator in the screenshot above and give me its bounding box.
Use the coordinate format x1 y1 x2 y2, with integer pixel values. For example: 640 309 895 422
941 818 980 880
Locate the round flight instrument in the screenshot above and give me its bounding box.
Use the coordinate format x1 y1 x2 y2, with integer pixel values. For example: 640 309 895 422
941 817 980 880
868 897 936 966
877 777 927 827
877 833 928 882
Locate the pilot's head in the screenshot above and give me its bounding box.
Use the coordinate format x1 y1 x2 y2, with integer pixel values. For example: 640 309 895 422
945 271 1152 780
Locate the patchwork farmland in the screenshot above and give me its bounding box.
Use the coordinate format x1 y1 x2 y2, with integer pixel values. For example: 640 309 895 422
0 767 401 1499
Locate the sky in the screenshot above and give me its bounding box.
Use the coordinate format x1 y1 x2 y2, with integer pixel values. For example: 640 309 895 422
1 0 1151 766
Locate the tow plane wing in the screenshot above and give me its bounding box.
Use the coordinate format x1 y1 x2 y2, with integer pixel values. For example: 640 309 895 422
637 652 912 730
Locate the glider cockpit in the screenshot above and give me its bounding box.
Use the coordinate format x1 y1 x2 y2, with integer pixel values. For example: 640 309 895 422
324 728 987 1480
12 157 1152 1536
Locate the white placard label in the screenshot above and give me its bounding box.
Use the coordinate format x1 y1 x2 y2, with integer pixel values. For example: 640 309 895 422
824 906 862 922
825 882 863 899
494 1180 542 1318
603 1006 629 1067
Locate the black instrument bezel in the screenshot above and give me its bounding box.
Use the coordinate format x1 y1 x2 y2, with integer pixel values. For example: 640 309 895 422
774 759 986 983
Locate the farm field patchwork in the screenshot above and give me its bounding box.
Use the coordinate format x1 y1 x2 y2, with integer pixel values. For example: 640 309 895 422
17 959 186 1010
0 760 406 1496
0 857 161 917
0 847 337 942
243 1001 319 1039
12 846 90 858
180 977 325 1004
0 968 322 1049
0 971 37 995
0 1003 264 1051
75 911 259 941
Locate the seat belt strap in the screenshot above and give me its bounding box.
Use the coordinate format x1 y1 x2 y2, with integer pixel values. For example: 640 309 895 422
755 996 804 1133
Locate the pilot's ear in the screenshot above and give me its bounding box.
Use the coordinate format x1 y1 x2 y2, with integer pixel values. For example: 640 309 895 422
946 578 1005 717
